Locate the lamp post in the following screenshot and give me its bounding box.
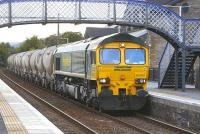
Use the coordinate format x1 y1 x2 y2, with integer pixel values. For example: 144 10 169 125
57 13 60 45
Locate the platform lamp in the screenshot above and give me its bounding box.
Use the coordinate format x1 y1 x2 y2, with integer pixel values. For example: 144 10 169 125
57 13 60 45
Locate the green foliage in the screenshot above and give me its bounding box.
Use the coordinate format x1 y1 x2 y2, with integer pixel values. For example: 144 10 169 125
2 31 84 66
60 32 84 44
17 36 46 52
0 43 14 66
45 35 58 47
45 32 84 47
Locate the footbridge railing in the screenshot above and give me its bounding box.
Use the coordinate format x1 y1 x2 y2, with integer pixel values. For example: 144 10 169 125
0 0 200 48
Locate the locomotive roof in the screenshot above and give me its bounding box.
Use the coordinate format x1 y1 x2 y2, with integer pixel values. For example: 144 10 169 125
56 30 147 54
99 33 144 46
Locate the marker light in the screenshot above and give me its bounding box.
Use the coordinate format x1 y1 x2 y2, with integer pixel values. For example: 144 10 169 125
135 79 146 84
99 78 110 84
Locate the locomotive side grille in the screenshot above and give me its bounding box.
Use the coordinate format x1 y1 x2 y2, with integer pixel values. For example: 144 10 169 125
55 57 60 70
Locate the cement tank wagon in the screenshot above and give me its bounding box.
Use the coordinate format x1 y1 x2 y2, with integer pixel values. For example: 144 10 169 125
22 51 34 74
30 50 40 75
15 52 26 75
42 46 57 77
36 48 46 75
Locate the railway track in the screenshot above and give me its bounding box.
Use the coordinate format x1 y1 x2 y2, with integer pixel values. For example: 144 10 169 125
117 113 197 134
0 69 197 134
135 113 197 134
0 71 97 134
59 91 197 134
0 70 150 134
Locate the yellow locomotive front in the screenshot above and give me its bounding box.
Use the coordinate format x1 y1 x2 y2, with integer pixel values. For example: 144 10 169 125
96 34 149 110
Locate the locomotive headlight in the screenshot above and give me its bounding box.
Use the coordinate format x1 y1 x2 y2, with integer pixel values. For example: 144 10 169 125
99 78 110 84
135 79 146 84
120 43 125 48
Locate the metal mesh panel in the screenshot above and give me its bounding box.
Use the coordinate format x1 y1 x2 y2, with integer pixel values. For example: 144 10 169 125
115 1 127 21
0 3 8 25
47 0 76 20
0 0 199 48
185 20 200 47
81 1 114 20
121 1 146 25
148 4 183 43
11 1 43 23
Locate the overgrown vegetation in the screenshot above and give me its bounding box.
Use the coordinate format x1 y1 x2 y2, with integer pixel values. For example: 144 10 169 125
16 36 46 52
0 31 84 66
0 43 15 67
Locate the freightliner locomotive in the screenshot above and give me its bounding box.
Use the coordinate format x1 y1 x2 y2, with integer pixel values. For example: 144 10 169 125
7 31 149 111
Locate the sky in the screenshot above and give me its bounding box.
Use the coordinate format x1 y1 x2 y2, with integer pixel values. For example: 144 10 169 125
0 23 106 44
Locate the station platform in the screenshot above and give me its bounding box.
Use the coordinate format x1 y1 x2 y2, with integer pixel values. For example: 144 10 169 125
147 81 200 133
0 79 63 134
148 81 200 105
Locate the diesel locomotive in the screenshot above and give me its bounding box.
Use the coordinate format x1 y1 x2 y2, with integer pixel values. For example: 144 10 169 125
7 31 149 111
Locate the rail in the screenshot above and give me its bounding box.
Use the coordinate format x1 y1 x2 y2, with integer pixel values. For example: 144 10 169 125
0 70 151 134
1 69 197 134
135 113 197 134
0 71 98 134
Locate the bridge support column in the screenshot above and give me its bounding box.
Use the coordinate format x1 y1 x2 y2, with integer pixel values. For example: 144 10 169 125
195 56 200 89
181 48 186 91
175 48 178 90
8 0 12 27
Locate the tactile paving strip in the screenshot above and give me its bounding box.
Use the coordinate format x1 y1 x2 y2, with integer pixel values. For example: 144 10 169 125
0 93 27 134
0 79 63 134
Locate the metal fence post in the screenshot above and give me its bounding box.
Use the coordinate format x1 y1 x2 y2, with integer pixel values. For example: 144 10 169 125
43 0 47 24
182 19 186 91
145 2 148 27
8 0 12 27
181 48 186 91
175 48 178 90
78 0 81 21
113 0 116 24
158 64 161 88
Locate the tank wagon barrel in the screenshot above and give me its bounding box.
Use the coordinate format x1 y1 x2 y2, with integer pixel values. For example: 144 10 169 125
14 52 26 76
36 48 46 75
21 51 34 79
42 46 57 88
7 31 149 111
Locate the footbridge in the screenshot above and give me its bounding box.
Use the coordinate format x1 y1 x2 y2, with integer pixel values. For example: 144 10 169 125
1 0 200 90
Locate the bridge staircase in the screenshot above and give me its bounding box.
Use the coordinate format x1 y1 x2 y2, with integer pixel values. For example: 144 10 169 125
159 43 198 88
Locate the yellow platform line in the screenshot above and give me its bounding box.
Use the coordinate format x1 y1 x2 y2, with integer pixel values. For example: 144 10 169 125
0 93 27 134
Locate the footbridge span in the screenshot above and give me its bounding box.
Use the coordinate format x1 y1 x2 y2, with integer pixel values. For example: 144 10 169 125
1 0 200 90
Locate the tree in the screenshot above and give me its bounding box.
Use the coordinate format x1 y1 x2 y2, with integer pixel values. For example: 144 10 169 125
17 36 46 52
0 42 14 66
45 32 84 47
45 35 58 47
60 32 84 44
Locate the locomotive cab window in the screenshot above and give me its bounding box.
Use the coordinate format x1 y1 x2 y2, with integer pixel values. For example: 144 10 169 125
125 49 145 64
100 48 120 64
